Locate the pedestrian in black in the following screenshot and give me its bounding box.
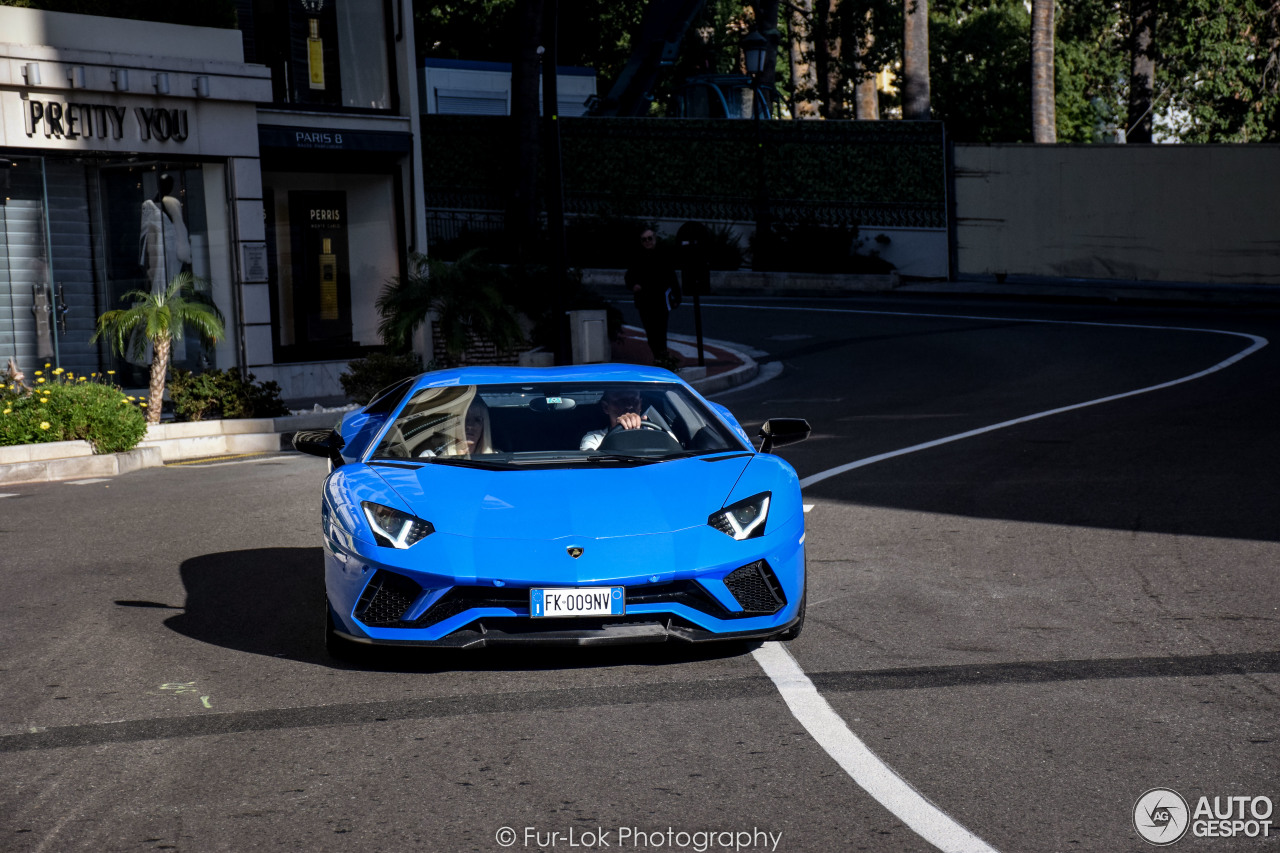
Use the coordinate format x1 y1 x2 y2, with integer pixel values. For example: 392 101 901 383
626 227 681 361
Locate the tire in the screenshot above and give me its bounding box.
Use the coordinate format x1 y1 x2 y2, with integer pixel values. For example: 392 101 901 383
774 591 806 641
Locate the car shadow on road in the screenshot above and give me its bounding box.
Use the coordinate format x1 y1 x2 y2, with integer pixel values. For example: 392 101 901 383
162 548 761 672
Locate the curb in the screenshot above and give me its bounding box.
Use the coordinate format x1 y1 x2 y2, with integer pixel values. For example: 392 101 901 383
676 332 760 395
0 446 164 486
617 324 761 396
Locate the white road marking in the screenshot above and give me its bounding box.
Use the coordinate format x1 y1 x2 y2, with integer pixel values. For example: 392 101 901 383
799 329 1266 489
803 504 814 513
753 642 999 853
713 303 1268 852
0 493 19 499
65 478 110 485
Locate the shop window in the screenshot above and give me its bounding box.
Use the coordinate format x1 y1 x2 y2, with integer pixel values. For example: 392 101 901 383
94 164 221 386
248 0 395 111
264 171 399 362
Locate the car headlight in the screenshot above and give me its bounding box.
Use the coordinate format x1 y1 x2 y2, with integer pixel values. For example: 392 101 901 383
362 501 435 549
708 492 771 540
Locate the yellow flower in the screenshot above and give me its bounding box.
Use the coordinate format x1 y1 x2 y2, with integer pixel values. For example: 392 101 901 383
34 371 43 376
127 396 136 401
107 370 116 375
78 377 87 382
139 402 148 407
2 408 10 415
40 398 49 404
40 421 51 430
44 363 51 368
53 367 64 375
36 377 46 384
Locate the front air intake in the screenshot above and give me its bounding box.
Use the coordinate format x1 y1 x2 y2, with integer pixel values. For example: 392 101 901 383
724 561 786 614
355 571 423 626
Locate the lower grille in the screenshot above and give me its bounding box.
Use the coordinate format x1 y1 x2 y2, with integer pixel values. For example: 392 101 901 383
356 574 776 632
724 561 786 614
355 571 422 626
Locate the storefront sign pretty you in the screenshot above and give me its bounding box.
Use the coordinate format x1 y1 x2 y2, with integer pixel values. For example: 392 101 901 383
23 98 189 143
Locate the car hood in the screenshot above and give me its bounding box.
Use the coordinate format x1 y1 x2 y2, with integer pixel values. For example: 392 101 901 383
368 454 753 540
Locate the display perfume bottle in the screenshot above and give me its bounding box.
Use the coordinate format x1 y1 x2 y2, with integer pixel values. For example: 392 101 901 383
307 18 325 90
319 237 339 320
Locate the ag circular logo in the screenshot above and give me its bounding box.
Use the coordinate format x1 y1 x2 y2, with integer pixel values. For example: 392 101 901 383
1135 788 1191 845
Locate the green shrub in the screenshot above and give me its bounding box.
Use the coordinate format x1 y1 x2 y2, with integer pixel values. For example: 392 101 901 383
703 222 745 271
750 222 896 274
0 369 146 453
339 352 426 406
168 367 290 421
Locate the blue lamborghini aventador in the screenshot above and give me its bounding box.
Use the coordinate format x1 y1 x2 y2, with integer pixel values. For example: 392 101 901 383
293 364 810 657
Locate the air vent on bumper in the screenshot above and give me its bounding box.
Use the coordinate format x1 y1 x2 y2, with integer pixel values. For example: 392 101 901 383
723 561 786 614
355 571 423 626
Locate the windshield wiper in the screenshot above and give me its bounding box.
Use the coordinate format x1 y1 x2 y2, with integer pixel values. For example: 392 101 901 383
370 455 513 470
585 453 662 465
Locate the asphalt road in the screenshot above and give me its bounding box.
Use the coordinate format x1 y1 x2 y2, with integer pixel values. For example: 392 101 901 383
2 294 1277 853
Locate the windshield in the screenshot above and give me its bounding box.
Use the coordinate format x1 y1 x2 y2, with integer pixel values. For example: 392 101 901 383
368 382 747 467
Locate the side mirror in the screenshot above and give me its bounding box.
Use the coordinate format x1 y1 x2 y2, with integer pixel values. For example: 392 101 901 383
757 418 810 454
293 429 345 466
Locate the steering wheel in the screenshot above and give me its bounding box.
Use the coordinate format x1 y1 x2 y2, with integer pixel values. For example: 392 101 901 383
604 419 666 437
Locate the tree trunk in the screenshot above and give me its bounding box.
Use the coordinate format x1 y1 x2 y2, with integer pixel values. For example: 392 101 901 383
753 0 783 96
1127 0 1157 143
1031 0 1056 142
507 0 545 261
853 10 880 120
815 0 845 118
148 336 170 426
789 0 821 118
902 0 931 120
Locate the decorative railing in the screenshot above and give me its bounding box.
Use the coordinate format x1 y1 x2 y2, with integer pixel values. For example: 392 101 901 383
421 116 947 231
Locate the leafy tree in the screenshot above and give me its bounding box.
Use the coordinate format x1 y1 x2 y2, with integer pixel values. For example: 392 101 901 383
1159 0 1280 142
1054 0 1127 142
930 0 1032 141
91 273 225 426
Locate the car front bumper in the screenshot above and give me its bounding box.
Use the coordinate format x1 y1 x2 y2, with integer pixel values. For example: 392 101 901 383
324 512 806 648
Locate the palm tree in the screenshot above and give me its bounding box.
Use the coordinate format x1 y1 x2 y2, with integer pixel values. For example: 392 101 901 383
92 272 224 425
377 251 524 365
903 0 931 120
1031 0 1056 142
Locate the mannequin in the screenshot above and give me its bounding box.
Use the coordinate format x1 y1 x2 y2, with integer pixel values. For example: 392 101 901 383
138 172 192 360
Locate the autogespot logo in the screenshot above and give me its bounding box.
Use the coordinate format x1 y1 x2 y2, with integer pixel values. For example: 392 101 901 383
1135 788 1191 846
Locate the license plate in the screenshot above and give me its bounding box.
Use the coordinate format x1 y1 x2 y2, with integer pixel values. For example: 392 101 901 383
530 587 625 618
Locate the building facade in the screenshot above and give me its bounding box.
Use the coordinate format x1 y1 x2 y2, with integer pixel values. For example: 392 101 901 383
238 0 426 399
0 2 425 402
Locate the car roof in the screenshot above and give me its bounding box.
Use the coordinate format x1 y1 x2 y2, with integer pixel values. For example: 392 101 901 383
409 363 688 390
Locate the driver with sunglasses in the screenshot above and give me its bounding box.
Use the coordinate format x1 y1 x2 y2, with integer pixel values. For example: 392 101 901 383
580 389 676 451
